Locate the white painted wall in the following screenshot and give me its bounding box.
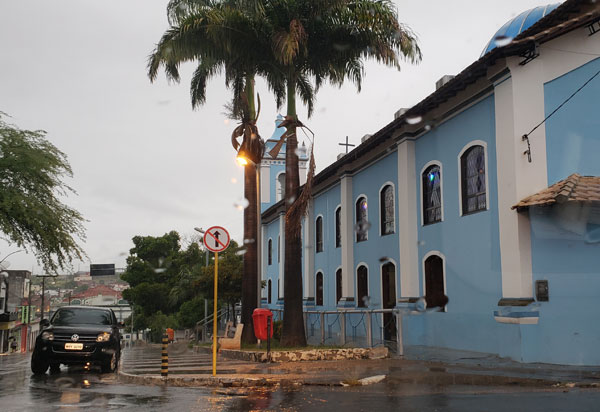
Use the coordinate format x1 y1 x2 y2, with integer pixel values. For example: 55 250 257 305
340 175 355 302
397 140 419 297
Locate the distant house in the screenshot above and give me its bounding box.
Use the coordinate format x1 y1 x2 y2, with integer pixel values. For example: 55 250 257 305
69 285 122 306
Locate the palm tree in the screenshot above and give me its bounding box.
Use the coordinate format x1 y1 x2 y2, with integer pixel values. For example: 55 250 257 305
149 0 421 347
148 0 271 344
255 0 421 347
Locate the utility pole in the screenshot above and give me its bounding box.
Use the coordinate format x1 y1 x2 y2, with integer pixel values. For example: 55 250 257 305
27 278 31 324
37 274 57 322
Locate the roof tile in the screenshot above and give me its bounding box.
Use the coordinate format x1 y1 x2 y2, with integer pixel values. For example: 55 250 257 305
513 174 600 210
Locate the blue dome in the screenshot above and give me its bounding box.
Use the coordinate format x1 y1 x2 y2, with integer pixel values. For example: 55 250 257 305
481 3 561 57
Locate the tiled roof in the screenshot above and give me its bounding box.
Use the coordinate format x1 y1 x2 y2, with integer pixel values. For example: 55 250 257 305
71 284 121 299
512 174 600 210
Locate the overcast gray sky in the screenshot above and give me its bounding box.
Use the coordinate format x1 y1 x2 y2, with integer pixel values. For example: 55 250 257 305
0 0 557 274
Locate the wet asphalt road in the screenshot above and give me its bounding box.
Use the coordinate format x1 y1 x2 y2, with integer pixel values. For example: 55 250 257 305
3 351 600 411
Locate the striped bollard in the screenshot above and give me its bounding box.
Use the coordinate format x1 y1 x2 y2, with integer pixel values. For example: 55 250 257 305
161 333 168 378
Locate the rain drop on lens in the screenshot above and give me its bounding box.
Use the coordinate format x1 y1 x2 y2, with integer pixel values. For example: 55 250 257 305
224 119 230 125
234 198 250 210
354 220 372 234
236 248 247 256
379 256 390 263
494 35 513 47
230 178 238 184
406 116 422 125
244 238 255 245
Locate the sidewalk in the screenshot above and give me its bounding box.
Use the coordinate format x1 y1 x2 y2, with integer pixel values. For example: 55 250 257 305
118 343 600 389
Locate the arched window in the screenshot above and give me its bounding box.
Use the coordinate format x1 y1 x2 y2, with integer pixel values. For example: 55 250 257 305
268 279 272 304
381 262 396 309
276 173 286 201
461 145 486 215
336 268 342 304
381 261 397 341
424 254 447 311
355 197 368 242
316 216 323 253
335 207 341 248
316 272 324 306
357 265 369 308
268 239 272 265
423 165 442 224
380 185 395 235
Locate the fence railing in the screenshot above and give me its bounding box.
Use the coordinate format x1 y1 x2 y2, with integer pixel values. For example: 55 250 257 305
195 307 231 343
269 308 405 355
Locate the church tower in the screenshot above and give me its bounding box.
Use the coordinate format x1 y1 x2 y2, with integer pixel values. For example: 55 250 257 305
260 115 309 212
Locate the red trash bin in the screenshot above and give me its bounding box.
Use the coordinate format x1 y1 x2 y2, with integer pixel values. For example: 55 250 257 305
252 308 274 341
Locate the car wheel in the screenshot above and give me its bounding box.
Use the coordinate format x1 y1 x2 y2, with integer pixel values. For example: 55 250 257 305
31 354 49 375
50 363 61 374
101 352 117 373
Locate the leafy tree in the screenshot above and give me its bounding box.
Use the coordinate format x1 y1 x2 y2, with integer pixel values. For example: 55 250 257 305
177 296 205 328
121 230 244 340
0 112 86 273
194 240 243 316
74 284 89 294
148 311 179 342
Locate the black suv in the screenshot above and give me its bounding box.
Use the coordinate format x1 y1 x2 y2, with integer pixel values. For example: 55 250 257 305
31 306 122 374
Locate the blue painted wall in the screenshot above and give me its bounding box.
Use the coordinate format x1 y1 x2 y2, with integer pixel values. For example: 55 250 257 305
526 205 600 365
313 184 342 309
405 95 505 354
545 57 600 184
263 217 282 308
351 152 400 309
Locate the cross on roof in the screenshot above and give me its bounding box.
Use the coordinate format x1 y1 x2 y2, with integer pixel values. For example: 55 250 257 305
339 136 355 154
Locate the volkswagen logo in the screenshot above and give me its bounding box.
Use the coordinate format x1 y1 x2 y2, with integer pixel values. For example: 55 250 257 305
71 334 79 342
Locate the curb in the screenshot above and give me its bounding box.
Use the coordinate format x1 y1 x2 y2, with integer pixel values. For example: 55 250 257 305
118 368 592 389
118 370 288 388
194 346 388 363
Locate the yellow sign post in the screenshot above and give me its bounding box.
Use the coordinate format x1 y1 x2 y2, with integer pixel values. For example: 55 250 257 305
212 251 218 376
203 226 230 377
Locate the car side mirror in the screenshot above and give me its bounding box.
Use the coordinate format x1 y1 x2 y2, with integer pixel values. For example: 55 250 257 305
40 319 50 328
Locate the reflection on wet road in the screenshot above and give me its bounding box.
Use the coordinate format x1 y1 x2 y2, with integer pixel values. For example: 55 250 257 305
3 351 600 412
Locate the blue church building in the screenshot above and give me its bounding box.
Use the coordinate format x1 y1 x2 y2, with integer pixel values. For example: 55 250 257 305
258 0 600 365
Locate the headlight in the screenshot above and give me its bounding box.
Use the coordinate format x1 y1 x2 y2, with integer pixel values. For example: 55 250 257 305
41 331 54 341
97 332 111 342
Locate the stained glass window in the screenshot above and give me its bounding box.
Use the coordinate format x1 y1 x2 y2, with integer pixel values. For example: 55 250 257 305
267 239 272 265
461 145 486 214
316 216 323 253
356 197 368 242
423 165 442 224
380 185 395 234
335 207 341 248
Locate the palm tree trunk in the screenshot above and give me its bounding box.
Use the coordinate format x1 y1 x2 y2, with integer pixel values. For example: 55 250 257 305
241 77 258 345
280 77 307 347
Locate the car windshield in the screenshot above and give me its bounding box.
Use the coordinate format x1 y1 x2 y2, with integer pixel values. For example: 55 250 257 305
51 308 112 326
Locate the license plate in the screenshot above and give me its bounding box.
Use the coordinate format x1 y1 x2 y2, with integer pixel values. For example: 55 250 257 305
64 343 83 350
